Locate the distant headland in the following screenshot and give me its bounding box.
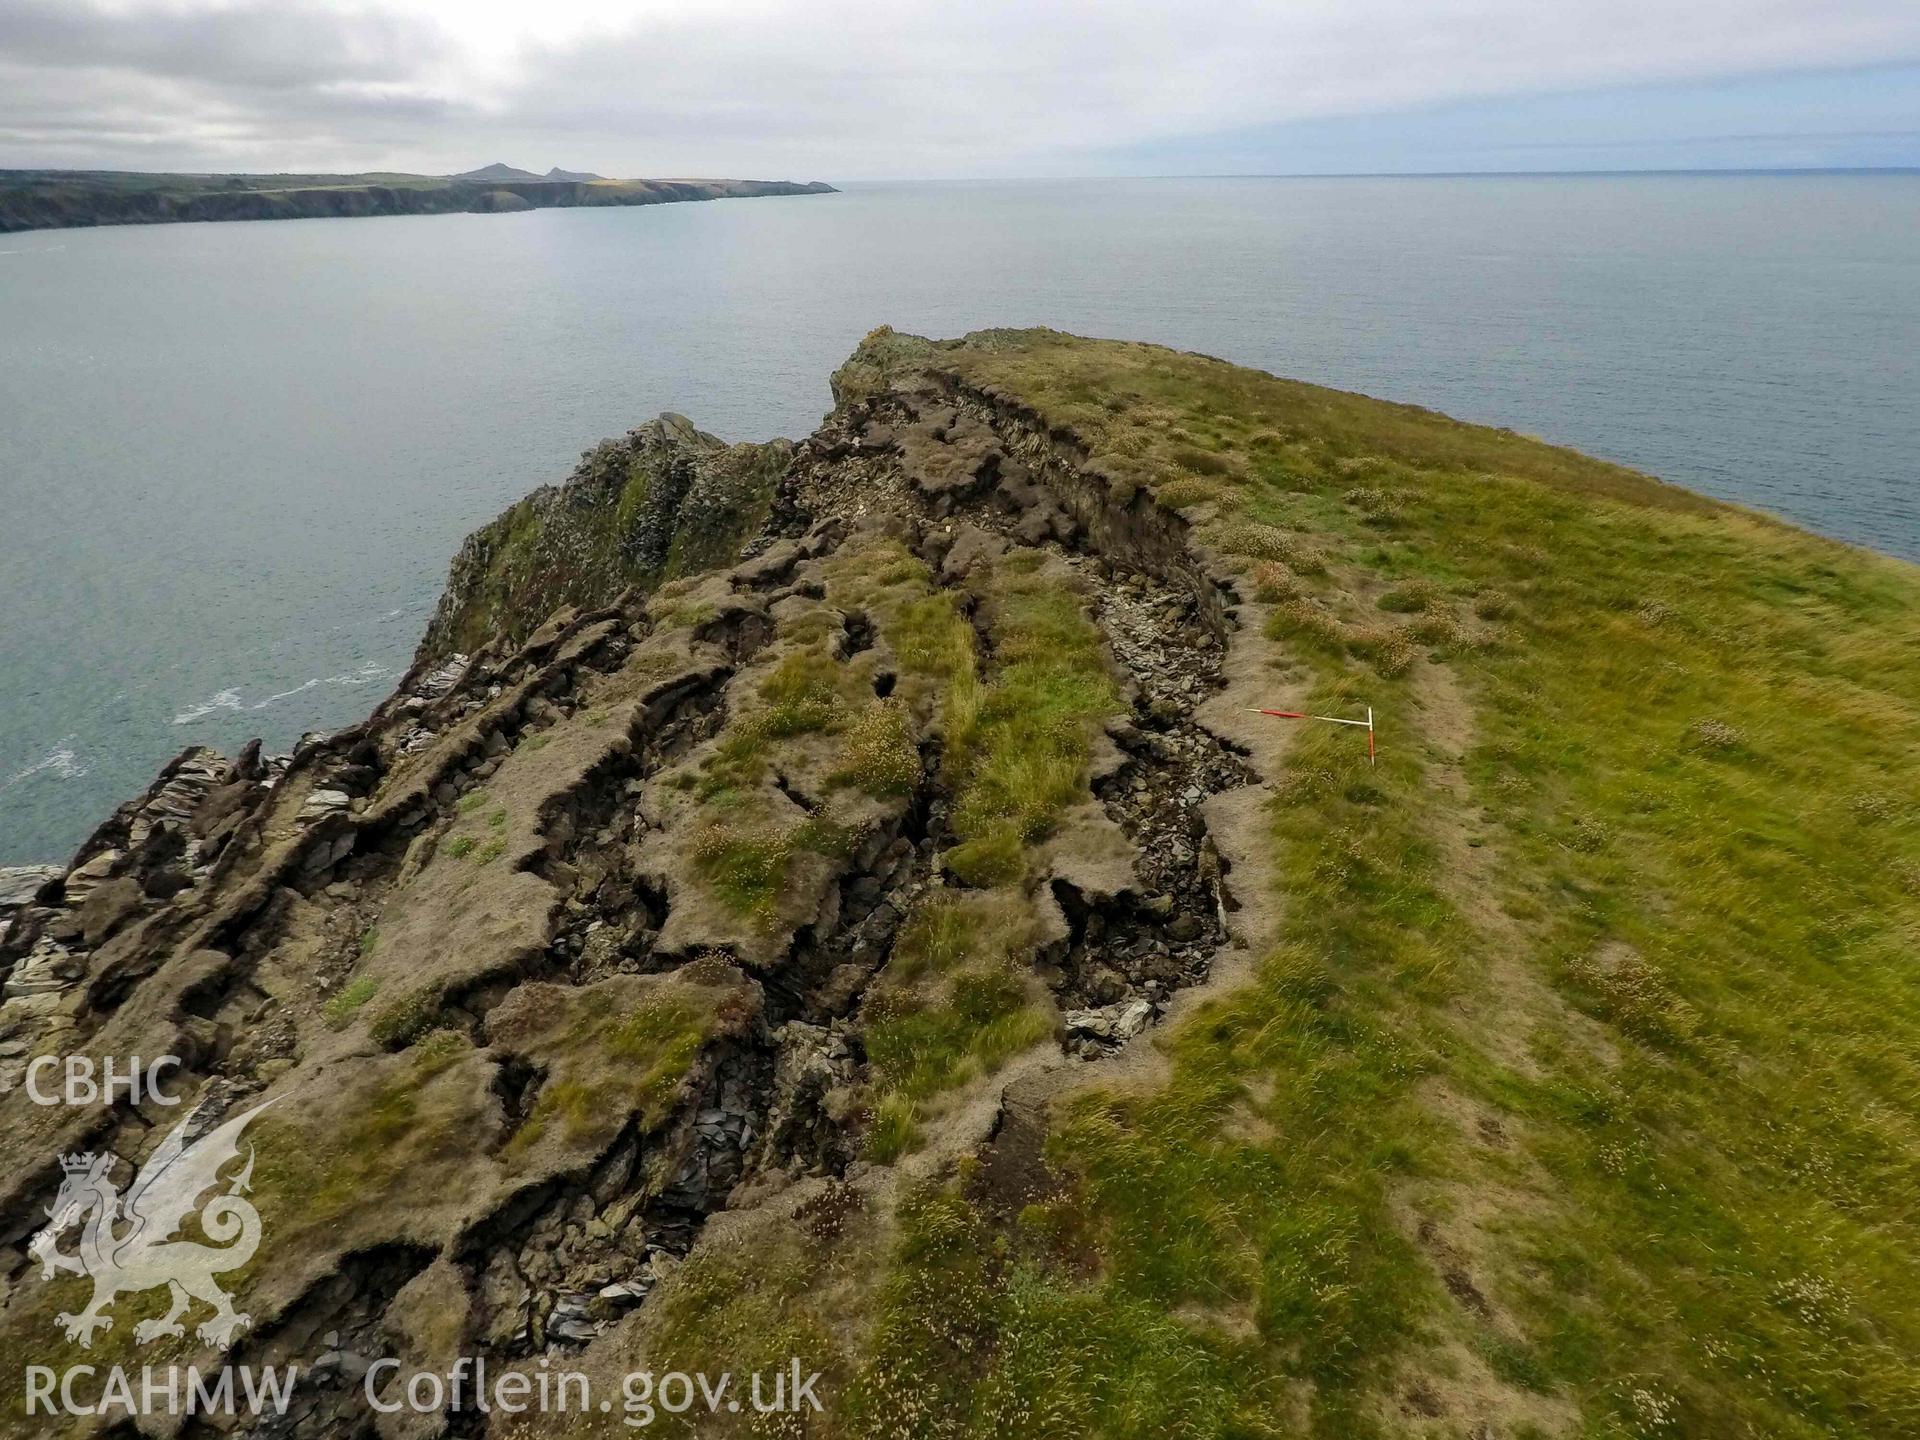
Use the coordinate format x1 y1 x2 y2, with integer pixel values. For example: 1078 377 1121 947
0 165 837 234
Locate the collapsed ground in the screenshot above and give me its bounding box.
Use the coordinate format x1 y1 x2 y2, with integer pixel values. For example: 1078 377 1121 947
1 328 1917 1440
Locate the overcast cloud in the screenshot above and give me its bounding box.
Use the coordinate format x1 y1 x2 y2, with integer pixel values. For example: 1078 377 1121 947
1 0 1916 176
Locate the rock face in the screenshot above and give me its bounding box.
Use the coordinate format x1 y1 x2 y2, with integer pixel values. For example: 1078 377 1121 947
472 188 535 212
0 866 59 910
418 414 790 659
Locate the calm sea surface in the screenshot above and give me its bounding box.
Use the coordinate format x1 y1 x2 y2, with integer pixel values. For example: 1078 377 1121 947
2 175 1916 862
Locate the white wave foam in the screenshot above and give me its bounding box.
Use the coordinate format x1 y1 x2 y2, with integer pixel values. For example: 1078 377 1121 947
172 662 390 726
4 737 89 787
171 687 244 725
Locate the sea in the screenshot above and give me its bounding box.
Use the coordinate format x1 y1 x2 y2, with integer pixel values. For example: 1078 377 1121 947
2 174 1916 863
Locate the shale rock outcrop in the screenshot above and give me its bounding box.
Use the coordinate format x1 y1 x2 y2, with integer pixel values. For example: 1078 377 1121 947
0 327 1281 1437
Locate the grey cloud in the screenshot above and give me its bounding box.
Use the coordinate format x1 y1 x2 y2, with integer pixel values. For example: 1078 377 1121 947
0 0 465 171
1 0 1918 175
0 0 448 91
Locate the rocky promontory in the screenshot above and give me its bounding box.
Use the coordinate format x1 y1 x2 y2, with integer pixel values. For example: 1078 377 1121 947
1 329 1916 1437
419 414 790 660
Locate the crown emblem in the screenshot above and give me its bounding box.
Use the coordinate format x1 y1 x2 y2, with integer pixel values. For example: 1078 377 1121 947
59 1152 96 1175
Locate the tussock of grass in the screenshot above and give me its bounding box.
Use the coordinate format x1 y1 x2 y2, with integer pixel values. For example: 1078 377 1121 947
858 892 1050 1160
1267 596 1351 656
836 698 920 797
1472 587 1513 620
689 821 791 915
1216 519 1326 574
323 974 381 1029
1156 474 1228 510
1378 578 1443 613
368 982 444 1048
758 645 850 736
690 815 849 919
504 995 709 1157
1247 561 1299 603
941 561 1121 886
864 970 1047 1138
1345 623 1419 678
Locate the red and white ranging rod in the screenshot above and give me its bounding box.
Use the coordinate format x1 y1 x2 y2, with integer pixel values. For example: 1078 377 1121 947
1248 705 1375 765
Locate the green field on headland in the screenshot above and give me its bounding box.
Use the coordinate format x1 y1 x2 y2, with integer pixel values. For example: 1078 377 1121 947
0 167 836 233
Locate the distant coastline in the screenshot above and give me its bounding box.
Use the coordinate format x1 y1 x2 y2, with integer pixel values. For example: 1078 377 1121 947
0 167 837 235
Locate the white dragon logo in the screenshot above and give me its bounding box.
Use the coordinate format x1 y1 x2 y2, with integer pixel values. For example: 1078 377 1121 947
27 1098 276 1350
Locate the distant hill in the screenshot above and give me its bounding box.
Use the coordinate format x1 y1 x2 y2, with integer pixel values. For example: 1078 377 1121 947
452 163 608 183
450 162 543 182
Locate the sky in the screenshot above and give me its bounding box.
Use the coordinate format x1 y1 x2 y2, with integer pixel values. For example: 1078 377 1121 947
0 0 1917 178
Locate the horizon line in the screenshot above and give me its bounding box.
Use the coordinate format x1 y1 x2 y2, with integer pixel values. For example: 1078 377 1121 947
838 164 1920 182
5 163 1918 183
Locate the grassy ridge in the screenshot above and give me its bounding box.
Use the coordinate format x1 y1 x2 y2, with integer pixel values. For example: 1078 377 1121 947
914 330 1920 1436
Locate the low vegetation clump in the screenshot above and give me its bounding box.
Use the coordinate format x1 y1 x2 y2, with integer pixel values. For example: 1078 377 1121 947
367 982 445 1048
323 974 381 1029
690 820 803 917
836 698 920 797
1246 561 1299 603
501 990 715 1158
690 815 848 919
1377 578 1443 613
758 645 851 737
940 559 1122 886
1217 519 1327 574
856 893 1050 1160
